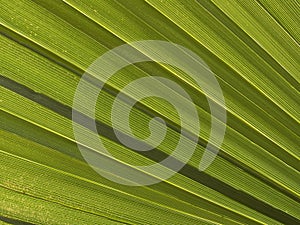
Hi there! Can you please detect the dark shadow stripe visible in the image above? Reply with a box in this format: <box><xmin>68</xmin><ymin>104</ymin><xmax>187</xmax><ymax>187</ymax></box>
<box><xmin>0</xmin><ymin>216</ymin><xmax>34</xmax><ymax>225</ymax></box>
<box><xmin>1</xmin><ymin>75</ymin><xmax>300</xmax><ymax>224</ymax></box>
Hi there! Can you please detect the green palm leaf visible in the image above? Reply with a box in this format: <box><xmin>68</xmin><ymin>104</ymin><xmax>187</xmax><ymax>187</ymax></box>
<box><xmin>0</xmin><ymin>0</ymin><xmax>299</xmax><ymax>224</ymax></box>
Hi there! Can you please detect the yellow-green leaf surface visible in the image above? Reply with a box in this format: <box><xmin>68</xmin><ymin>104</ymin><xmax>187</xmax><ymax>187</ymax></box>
<box><xmin>0</xmin><ymin>0</ymin><xmax>299</xmax><ymax>224</ymax></box>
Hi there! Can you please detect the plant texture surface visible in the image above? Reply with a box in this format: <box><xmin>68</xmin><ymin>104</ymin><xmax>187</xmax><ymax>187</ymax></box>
<box><xmin>0</xmin><ymin>0</ymin><xmax>299</xmax><ymax>224</ymax></box>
